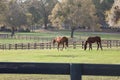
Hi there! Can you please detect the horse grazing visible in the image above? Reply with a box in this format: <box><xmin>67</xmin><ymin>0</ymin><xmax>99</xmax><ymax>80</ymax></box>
<box><xmin>53</xmin><ymin>36</ymin><xmax>68</xmax><ymax>51</ymax></box>
<box><xmin>84</xmin><ymin>36</ymin><xmax>102</xmax><ymax>50</ymax></box>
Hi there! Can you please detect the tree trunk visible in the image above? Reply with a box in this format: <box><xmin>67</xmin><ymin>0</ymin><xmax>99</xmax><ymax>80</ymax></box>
<box><xmin>71</xmin><ymin>28</ymin><xmax>75</xmax><ymax>38</ymax></box>
<box><xmin>44</xmin><ymin>19</ymin><xmax>48</xmax><ymax>29</ymax></box>
<box><xmin>43</xmin><ymin>11</ymin><xmax>48</xmax><ymax>29</ymax></box>
<box><xmin>11</xmin><ymin>27</ymin><xmax>15</xmax><ymax>37</ymax></box>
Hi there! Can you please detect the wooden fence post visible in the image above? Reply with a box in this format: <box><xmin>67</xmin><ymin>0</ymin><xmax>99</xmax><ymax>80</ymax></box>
<box><xmin>70</xmin><ymin>64</ymin><xmax>82</xmax><ymax>80</ymax></box>
<box><xmin>116</xmin><ymin>40</ymin><xmax>118</xmax><ymax>48</ymax></box>
<box><xmin>107</xmin><ymin>40</ymin><xmax>112</xmax><ymax>48</ymax></box>
<box><xmin>119</xmin><ymin>41</ymin><xmax>120</xmax><ymax>47</ymax></box>
<box><xmin>21</xmin><ymin>43</ymin><xmax>24</xmax><ymax>49</ymax></box>
<box><xmin>107</xmin><ymin>40</ymin><xmax>110</xmax><ymax>48</ymax></box>
<box><xmin>46</xmin><ymin>43</ymin><xmax>51</xmax><ymax>49</ymax></box>
<box><xmin>40</xmin><ymin>43</ymin><xmax>44</xmax><ymax>49</ymax></box>
<box><xmin>46</xmin><ymin>43</ymin><xmax>48</xmax><ymax>49</ymax></box>
<box><xmin>73</xmin><ymin>42</ymin><xmax>76</xmax><ymax>49</ymax></box>
<box><xmin>82</xmin><ymin>41</ymin><xmax>84</xmax><ymax>49</ymax></box>
<box><xmin>9</xmin><ymin>44</ymin><xmax>11</xmax><ymax>50</ymax></box>
<box><xmin>28</xmin><ymin>43</ymin><xmax>30</xmax><ymax>49</ymax></box>
<box><xmin>34</xmin><ymin>43</ymin><xmax>37</xmax><ymax>49</ymax></box>
<box><xmin>15</xmin><ymin>44</ymin><xmax>17</xmax><ymax>50</ymax></box>
<box><xmin>4</xmin><ymin>44</ymin><xmax>6</xmax><ymax>49</ymax></box>
<box><xmin>110</xmin><ymin>40</ymin><xmax>112</xmax><ymax>48</ymax></box>
<box><xmin>49</xmin><ymin>43</ymin><xmax>51</xmax><ymax>49</ymax></box>
<box><xmin>2</xmin><ymin>44</ymin><xmax>4</xmax><ymax>50</ymax></box>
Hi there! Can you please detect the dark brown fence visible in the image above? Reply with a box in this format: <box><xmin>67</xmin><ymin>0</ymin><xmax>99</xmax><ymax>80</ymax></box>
<box><xmin>0</xmin><ymin>62</ymin><xmax>120</xmax><ymax>80</ymax></box>
<box><xmin>0</xmin><ymin>34</ymin><xmax>9</xmax><ymax>38</ymax></box>
<box><xmin>14</xmin><ymin>35</ymin><xmax>54</xmax><ymax>42</ymax></box>
<box><xmin>0</xmin><ymin>42</ymin><xmax>52</xmax><ymax>50</ymax></box>
<box><xmin>0</xmin><ymin>40</ymin><xmax>120</xmax><ymax>50</ymax></box>
<box><xmin>0</xmin><ymin>34</ymin><xmax>54</xmax><ymax>42</ymax></box>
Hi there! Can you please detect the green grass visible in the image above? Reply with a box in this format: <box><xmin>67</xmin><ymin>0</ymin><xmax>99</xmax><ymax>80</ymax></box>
<box><xmin>0</xmin><ymin>31</ymin><xmax>120</xmax><ymax>80</ymax></box>
<box><xmin>0</xmin><ymin>74</ymin><xmax>120</xmax><ymax>80</ymax></box>
<box><xmin>0</xmin><ymin>31</ymin><xmax>120</xmax><ymax>44</ymax></box>
<box><xmin>16</xmin><ymin>31</ymin><xmax>120</xmax><ymax>40</ymax></box>
<box><xmin>0</xmin><ymin>48</ymin><xmax>120</xmax><ymax>80</ymax></box>
<box><xmin>0</xmin><ymin>48</ymin><xmax>120</xmax><ymax>64</ymax></box>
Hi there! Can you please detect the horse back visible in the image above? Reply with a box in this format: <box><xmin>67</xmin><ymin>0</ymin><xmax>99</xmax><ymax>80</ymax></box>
<box><xmin>87</xmin><ymin>36</ymin><xmax>101</xmax><ymax>43</ymax></box>
<box><xmin>62</xmin><ymin>37</ymin><xmax>68</xmax><ymax>42</ymax></box>
<box><xmin>95</xmin><ymin>36</ymin><xmax>101</xmax><ymax>42</ymax></box>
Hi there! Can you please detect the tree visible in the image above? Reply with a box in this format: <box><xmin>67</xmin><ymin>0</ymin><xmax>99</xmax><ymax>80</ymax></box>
<box><xmin>93</xmin><ymin>0</ymin><xmax>114</xmax><ymax>28</ymax></box>
<box><xmin>106</xmin><ymin>0</ymin><xmax>120</xmax><ymax>27</ymax></box>
<box><xmin>26</xmin><ymin>0</ymin><xmax>58</xmax><ymax>29</ymax></box>
<box><xmin>7</xmin><ymin>0</ymin><xmax>27</xmax><ymax>28</ymax></box>
<box><xmin>0</xmin><ymin>0</ymin><xmax>8</xmax><ymax>24</ymax></box>
<box><xmin>49</xmin><ymin>0</ymin><xmax>99</xmax><ymax>38</ymax></box>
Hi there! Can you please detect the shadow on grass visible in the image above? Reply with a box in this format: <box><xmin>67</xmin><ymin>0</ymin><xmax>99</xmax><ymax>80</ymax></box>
<box><xmin>46</xmin><ymin>55</ymin><xmax>78</xmax><ymax>58</ymax></box>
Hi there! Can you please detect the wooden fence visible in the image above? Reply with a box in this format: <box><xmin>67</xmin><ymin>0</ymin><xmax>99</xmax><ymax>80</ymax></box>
<box><xmin>0</xmin><ymin>34</ymin><xmax>9</xmax><ymax>38</ymax></box>
<box><xmin>0</xmin><ymin>34</ymin><xmax>54</xmax><ymax>42</ymax></box>
<box><xmin>0</xmin><ymin>40</ymin><xmax>120</xmax><ymax>50</ymax></box>
<box><xmin>0</xmin><ymin>62</ymin><xmax>120</xmax><ymax>80</ymax></box>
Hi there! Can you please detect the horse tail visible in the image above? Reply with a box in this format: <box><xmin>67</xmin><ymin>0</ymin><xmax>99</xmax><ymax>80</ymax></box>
<box><xmin>84</xmin><ymin>41</ymin><xmax>88</xmax><ymax>50</ymax></box>
<box><xmin>66</xmin><ymin>38</ymin><xmax>69</xmax><ymax>47</ymax></box>
<box><xmin>98</xmin><ymin>37</ymin><xmax>103</xmax><ymax>50</ymax></box>
<box><xmin>53</xmin><ymin>39</ymin><xmax>56</xmax><ymax>48</ymax></box>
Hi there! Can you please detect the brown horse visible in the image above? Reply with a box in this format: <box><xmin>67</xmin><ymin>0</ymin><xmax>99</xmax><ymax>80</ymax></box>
<box><xmin>84</xmin><ymin>36</ymin><xmax>102</xmax><ymax>50</ymax></box>
<box><xmin>53</xmin><ymin>36</ymin><xmax>68</xmax><ymax>51</ymax></box>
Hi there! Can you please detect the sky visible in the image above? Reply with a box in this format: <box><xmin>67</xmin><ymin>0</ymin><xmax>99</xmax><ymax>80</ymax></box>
<box><xmin>58</xmin><ymin>0</ymin><xmax>61</xmax><ymax>2</ymax></box>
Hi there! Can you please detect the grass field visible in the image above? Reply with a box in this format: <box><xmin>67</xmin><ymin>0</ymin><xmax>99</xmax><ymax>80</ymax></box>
<box><xmin>0</xmin><ymin>31</ymin><xmax>120</xmax><ymax>80</ymax></box>
<box><xmin>0</xmin><ymin>31</ymin><xmax>120</xmax><ymax>44</ymax></box>
<box><xmin>15</xmin><ymin>30</ymin><xmax>120</xmax><ymax>38</ymax></box>
<box><xmin>0</xmin><ymin>48</ymin><xmax>120</xmax><ymax>80</ymax></box>
<box><xmin>0</xmin><ymin>48</ymin><xmax>120</xmax><ymax>63</ymax></box>
<box><xmin>0</xmin><ymin>74</ymin><xmax>120</xmax><ymax>80</ymax></box>
<box><xmin>16</xmin><ymin>31</ymin><xmax>120</xmax><ymax>40</ymax></box>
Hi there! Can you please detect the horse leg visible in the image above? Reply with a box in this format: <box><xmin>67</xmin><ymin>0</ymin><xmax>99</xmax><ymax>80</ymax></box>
<box><xmin>90</xmin><ymin>43</ymin><xmax>92</xmax><ymax>50</ymax></box>
<box><xmin>97</xmin><ymin>42</ymin><xmax>99</xmax><ymax>50</ymax></box>
<box><xmin>89</xmin><ymin>43</ymin><xmax>92</xmax><ymax>50</ymax></box>
<box><xmin>89</xmin><ymin>43</ymin><xmax>90</xmax><ymax>50</ymax></box>
<box><xmin>57</xmin><ymin>43</ymin><xmax>60</xmax><ymax>51</ymax></box>
<box><xmin>99</xmin><ymin>42</ymin><xmax>103</xmax><ymax>50</ymax></box>
<box><xmin>64</xmin><ymin>42</ymin><xmax>66</xmax><ymax>49</ymax></box>
<box><xmin>61</xmin><ymin>43</ymin><xmax>64</xmax><ymax>51</ymax></box>
<box><xmin>84</xmin><ymin>41</ymin><xmax>87</xmax><ymax>50</ymax></box>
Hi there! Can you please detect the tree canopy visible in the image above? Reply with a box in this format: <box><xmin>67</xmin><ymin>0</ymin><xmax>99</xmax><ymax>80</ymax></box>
<box><xmin>106</xmin><ymin>0</ymin><xmax>120</xmax><ymax>27</ymax></box>
<box><xmin>49</xmin><ymin>0</ymin><xmax>99</xmax><ymax>31</ymax></box>
<box><xmin>0</xmin><ymin>0</ymin><xmax>119</xmax><ymax>32</ymax></box>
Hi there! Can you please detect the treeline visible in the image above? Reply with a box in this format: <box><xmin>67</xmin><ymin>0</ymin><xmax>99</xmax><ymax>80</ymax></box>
<box><xmin>0</xmin><ymin>0</ymin><xmax>120</xmax><ymax>34</ymax></box>
<box><xmin>0</xmin><ymin>0</ymin><xmax>58</xmax><ymax>31</ymax></box>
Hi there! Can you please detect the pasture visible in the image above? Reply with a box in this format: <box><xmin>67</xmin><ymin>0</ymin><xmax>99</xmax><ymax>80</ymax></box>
<box><xmin>0</xmin><ymin>31</ymin><xmax>120</xmax><ymax>80</ymax></box>
<box><xmin>0</xmin><ymin>48</ymin><xmax>120</xmax><ymax>80</ymax></box>
<box><xmin>0</xmin><ymin>31</ymin><xmax>120</xmax><ymax>44</ymax></box>
<box><xmin>0</xmin><ymin>48</ymin><xmax>120</xmax><ymax>64</ymax></box>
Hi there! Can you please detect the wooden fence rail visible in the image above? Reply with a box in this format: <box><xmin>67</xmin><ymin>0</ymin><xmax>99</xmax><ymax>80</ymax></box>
<box><xmin>0</xmin><ymin>34</ymin><xmax>9</xmax><ymax>38</ymax></box>
<box><xmin>0</xmin><ymin>34</ymin><xmax>54</xmax><ymax>42</ymax></box>
<box><xmin>0</xmin><ymin>62</ymin><xmax>120</xmax><ymax>80</ymax></box>
<box><xmin>0</xmin><ymin>40</ymin><xmax>120</xmax><ymax>50</ymax></box>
